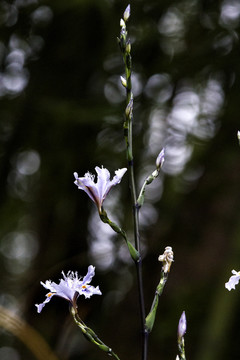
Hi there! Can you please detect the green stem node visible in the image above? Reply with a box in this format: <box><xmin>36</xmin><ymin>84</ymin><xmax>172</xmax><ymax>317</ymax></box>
<box><xmin>119</xmin><ymin>5</ymin><xmax>147</xmax><ymax>360</ymax></box>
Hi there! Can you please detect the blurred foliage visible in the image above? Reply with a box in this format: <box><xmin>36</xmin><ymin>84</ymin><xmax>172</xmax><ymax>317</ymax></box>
<box><xmin>1</xmin><ymin>0</ymin><xmax>240</xmax><ymax>359</ymax></box>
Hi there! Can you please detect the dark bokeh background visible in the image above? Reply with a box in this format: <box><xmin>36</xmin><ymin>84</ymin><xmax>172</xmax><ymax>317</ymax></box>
<box><xmin>1</xmin><ymin>0</ymin><xmax>240</xmax><ymax>359</ymax></box>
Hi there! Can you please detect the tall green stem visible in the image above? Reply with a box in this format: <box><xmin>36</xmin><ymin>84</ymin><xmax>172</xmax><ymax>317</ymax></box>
<box><xmin>119</xmin><ymin>7</ymin><xmax>147</xmax><ymax>360</ymax></box>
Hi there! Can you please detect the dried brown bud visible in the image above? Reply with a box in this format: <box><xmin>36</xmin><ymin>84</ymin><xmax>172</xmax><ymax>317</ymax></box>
<box><xmin>158</xmin><ymin>246</ymin><xmax>174</xmax><ymax>273</ymax></box>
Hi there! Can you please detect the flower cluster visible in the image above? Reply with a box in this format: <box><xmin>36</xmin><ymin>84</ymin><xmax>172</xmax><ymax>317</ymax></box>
<box><xmin>35</xmin><ymin>266</ymin><xmax>101</xmax><ymax>313</ymax></box>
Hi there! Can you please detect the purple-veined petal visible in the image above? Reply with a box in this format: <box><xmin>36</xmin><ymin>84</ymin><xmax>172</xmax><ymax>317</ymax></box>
<box><xmin>103</xmin><ymin>168</ymin><xmax>127</xmax><ymax>200</ymax></box>
<box><xmin>40</xmin><ymin>280</ymin><xmax>56</xmax><ymax>292</ymax></box>
<box><xmin>111</xmin><ymin>168</ymin><xmax>128</xmax><ymax>187</ymax></box>
<box><xmin>53</xmin><ymin>280</ymin><xmax>76</xmax><ymax>301</ymax></box>
<box><xmin>40</xmin><ymin>278</ymin><xmax>76</xmax><ymax>302</ymax></box>
<box><xmin>81</xmin><ymin>265</ymin><xmax>95</xmax><ymax>285</ymax></box>
<box><xmin>35</xmin><ymin>292</ymin><xmax>55</xmax><ymax>313</ymax></box>
<box><xmin>80</xmin><ymin>285</ymin><xmax>102</xmax><ymax>299</ymax></box>
<box><xmin>74</xmin><ymin>172</ymin><xmax>99</xmax><ymax>205</ymax></box>
<box><xmin>95</xmin><ymin>166</ymin><xmax>111</xmax><ymax>202</ymax></box>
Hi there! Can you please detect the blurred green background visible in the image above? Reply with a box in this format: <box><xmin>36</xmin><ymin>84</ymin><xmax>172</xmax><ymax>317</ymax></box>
<box><xmin>1</xmin><ymin>0</ymin><xmax>240</xmax><ymax>359</ymax></box>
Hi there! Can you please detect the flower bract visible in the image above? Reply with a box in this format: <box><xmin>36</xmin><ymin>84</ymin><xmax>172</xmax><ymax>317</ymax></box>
<box><xmin>74</xmin><ymin>166</ymin><xmax>127</xmax><ymax>213</ymax></box>
<box><xmin>225</xmin><ymin>270</ymin><xmax>240</xmax><ymax>291</ymax></box>
<box><xmin>35</xmin><ymin>265</ymin><xmax>101</xmax><ymax>313</ymax></box>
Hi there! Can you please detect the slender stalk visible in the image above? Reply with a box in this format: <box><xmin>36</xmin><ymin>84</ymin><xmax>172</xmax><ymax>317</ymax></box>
<box><xmin>71</xmin><ymin>307</ymin><xmax>121</xmax><ymax>360</ymax></box>
<box><xmin>145</xmin><ymin>271</ymin><xmax>168</xmax><ymax>333</ymax></box>
<box><xmin>178</xmin><ymin>338</ymin><xmax>186</xmax><ymax>360</ymax></box>
<box><xmin>137</xmin><ymin>148</ymin><xmax>164</xmax><ymax>208</ymax></box>
<box><xmin>119</xmin><ymin>7</ymin><xmax>148</xmax><ymax>360</ymax></box>
<box><xmin>100</xmin><ymin>208</ymin><xmax>139</xmax><ymax>261</ymax></box>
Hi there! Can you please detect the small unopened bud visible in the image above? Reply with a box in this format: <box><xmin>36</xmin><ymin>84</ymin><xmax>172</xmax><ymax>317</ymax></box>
<box><xmin>120</xmin><ymin>18</ymin><xmax>125</xmax><ymax>27</ymax></box>
<box><xmin>151</xmin><ymin>169</ymin><xmax>158</xmax><ymax>178</ymax></box>
<box><xmin>125</xmin><ymin>97</ymin><xmax>133</xmax><ymax>118</ymax></box>
<box><xmin>120</xmin><ymin>76</ymin><xmax>127</xmax><ymax>87</ymax></box>
<box><xmin>123</xmin><ymin>4</ymin><xmax>130</xmax><ymax>22</ymax></box>
<box><xmin>237</xmin><ymin>131</ymin><xmax>240</xmax><ymax>144</ymax></box>
<box><xmin>178</xmin><ymin>311</ymin><xmax>187</xmax><ymax>340</ymax></box>
<box><xmin>156</xmin><ymin>148</ymin><xmax>165</xmax><ymax>170</ymax></box>
<box><xmin>126</xmin><ymin>41</ymin><xmax>131</xmax><ymax>54</ymax></box>
<box><xmin>176</xmin><ymin>356</ymin><xmax>180</xmax><ymax>360</ymax></box>
<box><xmin>158</xmin><ymin>246</ymin><xmax>174</xmax><ymax>273</ymax></box>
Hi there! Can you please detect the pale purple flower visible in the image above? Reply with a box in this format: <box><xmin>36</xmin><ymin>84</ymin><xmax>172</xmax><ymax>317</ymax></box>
<box><xmin>225</xmin><ymin>270</ymin><xmax>240</xmax><ymax>291</ymax></box>
<box><xmin>178</xmin><ymin>311</ymin><xmax>187</xmax><ymax>340</ymax></box>
<box><xmin>74</xmin><ymin>166</ymin><xmax>127</xmax><ymax>213</ymax></box>
<box><xmin>35</xmin><ymin>266</ymin><xmax>101</xmax><ymax>313</ymax></box>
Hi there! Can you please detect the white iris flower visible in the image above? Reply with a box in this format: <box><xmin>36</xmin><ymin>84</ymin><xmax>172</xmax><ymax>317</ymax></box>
<box><xmin>36</xmin><ymin>265</ymin><xmax>101</xmax><ymax>313</ymax></box>
<box><xmin>74</xmin><ymin>166</ymin><xmax>127</xmax><ymax>213</ymax></box>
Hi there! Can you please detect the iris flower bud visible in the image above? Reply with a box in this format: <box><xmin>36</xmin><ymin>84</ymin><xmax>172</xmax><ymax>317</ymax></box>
<box><xmin>156</xmin><ymin>148</ymin><xmax>165</xmax><ymax>170</ymax></box>
<box><xmin>178</xmin><ymin>311</ymin><xmax>187</xmax><ymax>340</ymax></box>
<box><xmin>123</xmin><ymin>4</ymin><xmax>130</xmax><ymax>22</ymax></box>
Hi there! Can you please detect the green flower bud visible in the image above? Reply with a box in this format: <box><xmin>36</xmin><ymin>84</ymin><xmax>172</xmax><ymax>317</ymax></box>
<box><xmin>123</xmin><ymin>4</ymin><xmax>130</xmax><ymax>22</ymax></box>
<box><xmin>126</xmin><ymin>41</ymin><xmax>131</xmax><ymax>54</ymax></box>
<box><xmin>120</xmin><ymin>76</ymin><xmax>127</xmax><ymax>87</ymax></box>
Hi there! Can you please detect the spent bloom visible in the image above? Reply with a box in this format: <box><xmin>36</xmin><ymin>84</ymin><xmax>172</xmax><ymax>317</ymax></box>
<box><xmin>225</xmin><ymin>270</ymin><xmax>240</xmax><ymax>291</ymax></box>
<box><xmin>158</xmin><ymin>246</ymin><xmax>174</xmax><ymax>273</ymax></box>
<box><xmin>178</xmin><ymin>311</ymin><xmax>187</xmax><ymax>340</ymax></box>
<box><xmin>35</xmin><ymin>266</ymin><xmax>101</xmax><ymax>313</ymax></box>
<box><xmin>74</xmin><ymin>166</ymin><xmax>127</xmax><ymax>213</ymax></box>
